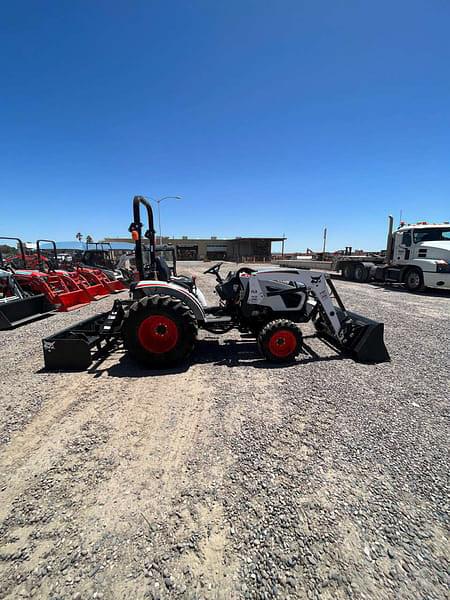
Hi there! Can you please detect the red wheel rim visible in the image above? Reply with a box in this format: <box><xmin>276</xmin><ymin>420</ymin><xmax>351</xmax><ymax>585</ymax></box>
<box><xmin>268</xmin><ymin>330</ymin><xmax>297</xmax><ymax>357</ymax></box>
<box><xmin>138</xmin><ymin>315</ymin><xmax>179</xmax><ymax>353</ymax></box>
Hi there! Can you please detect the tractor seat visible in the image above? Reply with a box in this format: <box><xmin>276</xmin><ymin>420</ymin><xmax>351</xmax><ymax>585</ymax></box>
<box><xmin>172</xmin><ymin>275</ymin><xmax>195</xmax><ymax>292</ymax></box>
<box><xmin>156</xmin><ymin>256</ymin><xmax>171</xmax><ymax>282</ymax></box>
<box><xmin>156</xmin><ymin>257</ymin><xmax>195</xmax><ymax>291</ymax></box>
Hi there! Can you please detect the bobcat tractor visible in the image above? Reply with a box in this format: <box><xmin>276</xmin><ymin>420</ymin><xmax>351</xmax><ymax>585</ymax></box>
<box><xmin>43</xmin><ymin>196</ymin><xmax>390</xmax><ymax>370</ymax></box>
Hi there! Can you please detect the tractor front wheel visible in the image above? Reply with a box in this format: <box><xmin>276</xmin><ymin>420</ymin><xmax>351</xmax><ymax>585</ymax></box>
<box><xmin>257</xmin><ymin>320</ymin><xmax>303</xmax><ymax>363</ymax></box>
<box><xmin>122</xmin><ymin>295</ymin><xmax>197</xmax><ymax>367</ymax></box>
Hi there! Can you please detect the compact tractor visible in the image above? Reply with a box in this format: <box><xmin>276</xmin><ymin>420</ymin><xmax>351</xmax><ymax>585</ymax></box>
<box><xmin>43</xmin><ymin>196</ymin><xmax>389</xmax><ymax>370</ymax></box>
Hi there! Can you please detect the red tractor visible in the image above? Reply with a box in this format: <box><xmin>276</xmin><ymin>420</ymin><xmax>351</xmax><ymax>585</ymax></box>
<box><xmin>1</xmin><ymin>237</ymin><xmax>93</xmax><ymax>311</ymax></box>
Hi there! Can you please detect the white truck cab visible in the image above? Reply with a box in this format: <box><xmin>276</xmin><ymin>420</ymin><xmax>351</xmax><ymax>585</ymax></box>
<box><xmin>391</xmin><ymin>222</ymin><xmax>450</xmax><ymax>290</ymax></box>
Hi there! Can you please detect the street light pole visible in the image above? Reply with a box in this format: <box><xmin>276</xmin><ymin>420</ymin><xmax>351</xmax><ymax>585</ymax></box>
<box><xmin>145</xmin><ymin>196</ymin><xmax>182</xmax><ymax>245</ymax></box>
<box><xmin>157</xmin><ymin>202</ymin><xmax>162</xmax><ymax>246</ymax></box>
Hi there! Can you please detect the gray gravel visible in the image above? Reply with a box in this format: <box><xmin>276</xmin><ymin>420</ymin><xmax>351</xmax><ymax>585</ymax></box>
<box><xmin>0</xmin><ymin>262</ymin><xmax>449</xmax><ymax>599</ymax></box>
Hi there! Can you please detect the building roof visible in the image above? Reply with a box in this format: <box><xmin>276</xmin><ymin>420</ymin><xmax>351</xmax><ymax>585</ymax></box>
<box><xmin>105</xmin><ymin>236</ymin><xmax>286</xmax><ymax>243</ymax></box>
<box><xmin>38</xmin><ymin>241</ymin><xmax>135</xmax><ymax>251</ymax></box>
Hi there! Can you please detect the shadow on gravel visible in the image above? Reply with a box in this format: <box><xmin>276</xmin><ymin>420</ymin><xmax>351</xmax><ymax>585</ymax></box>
<box><xmin>96</xmin><ymin>335</ymin><xmax>345</xmax><ymax>378</ymax></box>
<box><xmin>368</xmin><ymin>283</ymin><xmax>450</xmax><ymax>298</ymax></box>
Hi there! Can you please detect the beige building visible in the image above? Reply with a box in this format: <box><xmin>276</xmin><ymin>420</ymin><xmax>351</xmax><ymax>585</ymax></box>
<box><xmin>104</xmin><ymin>235</ymin><xmax>286</xmax><ymax>261</ymax></box>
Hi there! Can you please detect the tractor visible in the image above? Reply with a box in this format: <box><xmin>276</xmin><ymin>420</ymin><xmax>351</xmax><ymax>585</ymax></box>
<box><xmin>42</xmin><ymin>196</ymin><xmax>390</xmax><ymax>370</ymax></box>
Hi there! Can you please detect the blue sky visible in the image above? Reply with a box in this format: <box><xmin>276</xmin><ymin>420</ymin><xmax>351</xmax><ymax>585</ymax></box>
<box><xmin>1</xmin><ymin>1</ymin><xmax>449</xmax><ymax>252</ymax></box>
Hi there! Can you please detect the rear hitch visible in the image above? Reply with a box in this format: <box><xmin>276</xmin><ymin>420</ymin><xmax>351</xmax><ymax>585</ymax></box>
<box><xmin>42</xmin><ymin>301</ymin><xmax>128</xmax><ymax>370</ymax></box>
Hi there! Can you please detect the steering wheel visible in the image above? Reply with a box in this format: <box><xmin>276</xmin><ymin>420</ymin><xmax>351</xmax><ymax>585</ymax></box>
<box><xmin>203</xmin><ymin>262</ymin><xmax>223</xmax><ymax>276</ymax></box>
<box><xmin>236</xmin><ymin>267</ymin><xmax>255</xmax><ymax>277</ymax></box>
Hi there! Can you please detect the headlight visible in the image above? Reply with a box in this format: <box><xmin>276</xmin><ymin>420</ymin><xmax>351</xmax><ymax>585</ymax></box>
<box><xmin>436</xmin><ymin>260</ymin><xmax>450</xmax><ymax>273</ymax></box>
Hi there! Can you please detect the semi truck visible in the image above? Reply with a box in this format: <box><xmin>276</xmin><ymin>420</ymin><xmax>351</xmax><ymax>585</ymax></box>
<box><xmin>334</xmin><ymin>217</ymin><xmax>450</xmax><ymax>292</ymax></box>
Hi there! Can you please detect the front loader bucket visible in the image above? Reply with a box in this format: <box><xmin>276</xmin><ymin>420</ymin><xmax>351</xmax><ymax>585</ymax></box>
<box><xmin>105</xmin><ymin>280</ymin><xmax>127</xmax><ymax>293</ymax></box>
<box><xmin>83</xmin><ymin>283</ymin><xmax>111</xmax><ymax>300</ymax></box>
<box><xmin>0</xmin><ymin>294</ymin><xmax>55</xmax><ymax>330</ymax></box>
<box><xmin>340</xmin><ymin>310</ymin><xmax>390</xmax><ymax>363</ymax></box>
<box><xmin>56</xmin><ymin>289</ymin><xmax>92</xmax><ymax>311</ymax></box>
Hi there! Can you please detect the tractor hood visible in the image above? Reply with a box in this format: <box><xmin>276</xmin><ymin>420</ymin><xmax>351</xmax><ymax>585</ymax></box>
<box><xmin>417</xmin><ymin>241</ymin><xmax>450</xmax><ymax>261</ymax></box>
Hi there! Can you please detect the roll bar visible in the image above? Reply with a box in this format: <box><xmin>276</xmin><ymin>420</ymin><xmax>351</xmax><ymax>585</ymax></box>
<box><xmin>128</xmin><ymin>195</ymin><xmax>157</xmax><ymax>280</ymax></box>
<box><xmin>36</xmin><ymin>239</ymin><xmax>58</xmax><ymax>271</ymax></box>
<box><xmin>0</xmin><ymin>237</ymin><xmax>26</xmax><ymax>268</ymax></box>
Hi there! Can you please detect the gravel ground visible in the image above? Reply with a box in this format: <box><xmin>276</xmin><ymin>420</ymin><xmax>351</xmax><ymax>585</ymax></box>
<box><xmin>0</xmin><ymin>262</ymin><xmax>449</xmax><ymax>600</ymax></box>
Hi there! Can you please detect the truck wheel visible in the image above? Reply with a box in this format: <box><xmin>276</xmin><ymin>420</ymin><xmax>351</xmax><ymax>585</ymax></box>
<box><xmin>342</xmin><ymin>264</ymin><xmax>354</xmax><ymax>281</ymax></box>
<box><xmin>404</xmin><ymin>268</ymin><xmax>424</xmax><ymax>292</ymax></box>
<box><xmin>122</xmin><ymin>294</ymin><xmax>198</xmax><ymax>367</ymax></box>
<box><xmin>354</xmin><ymin>263</ymin><xmax>369</xmax><ymax>283</ymax></box>
<box><xmin>257</xmin><ymin>320</ymin><xmax>302</xmax><ymax>363</ymax></box>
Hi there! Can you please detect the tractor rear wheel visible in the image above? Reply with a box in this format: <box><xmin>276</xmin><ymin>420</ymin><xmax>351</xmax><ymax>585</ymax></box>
<box><xmin>257</xmin><ymin>320</ymin><xmax>302</xmax><ymax>363</ymax></box>
<box><xmin>122</xmin><ymin>294</ymin><xmax>198</xmax><ymax>367</ymax></box>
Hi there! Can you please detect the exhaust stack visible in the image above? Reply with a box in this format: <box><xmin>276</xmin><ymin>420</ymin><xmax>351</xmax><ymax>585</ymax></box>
<box><xmin>385</xmin><ymin>215</ymin><xmax>394</xmax><ymax>264</ymax></box>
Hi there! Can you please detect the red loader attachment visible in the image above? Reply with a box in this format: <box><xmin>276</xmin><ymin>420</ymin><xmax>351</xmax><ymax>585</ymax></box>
<box><xmin>36</xmin><ymin>240</ymin><xmax>112</xmax><ymax>301</ymax></box>
<box><xmin>102</xmin><ymin>277</ymin><xmax>127</xmax><ymax>293</ymax></box>
<box><xmin>56</xmin><ymin>268</ymin><xmax>110</xmax><ymax>300</ymax></box>
<box><xmin>74</xmin><ymin>266</ymin><xmax>119</xmax><ymax>296</ymax></box>
<box><xmin>1</xmin><ymin>238</ymin><xmax>92</xmax><ymax>312</ymax></box>
<box><xmin>14</xmin><ymin>269</ymin><xmax>92</xmax><ymax>311</ymax></box>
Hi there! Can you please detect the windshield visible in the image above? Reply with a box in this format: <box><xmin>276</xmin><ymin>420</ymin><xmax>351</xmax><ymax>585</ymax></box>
<box><xmin>413</xmin><ymin>228</ymin><xmax>450</xmax><ymax>243</ymax></box>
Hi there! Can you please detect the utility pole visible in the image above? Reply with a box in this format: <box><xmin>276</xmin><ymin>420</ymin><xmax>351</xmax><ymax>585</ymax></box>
<box><xmin>281</xmin><ymin>233</ymin><xmax>285</xmax><ymax>258</ymax></box>
<box><xmin>322</xmin><ymin>227</ymin><xmax>327</xmax><ymax>255</ymax></box>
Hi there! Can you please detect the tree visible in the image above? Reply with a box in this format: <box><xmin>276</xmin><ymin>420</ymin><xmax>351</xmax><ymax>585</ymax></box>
<box><xmin>75</xmin><ymin>232</ymin><xmax>83</xmax><ymax>242</ymax></box>
<box><xmin>85</xmin><ymin>235</ymin><xmax>93</xmax><ymax>244</ymax></box>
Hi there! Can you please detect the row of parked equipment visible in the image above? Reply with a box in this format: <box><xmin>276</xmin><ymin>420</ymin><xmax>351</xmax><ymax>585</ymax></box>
<box><xmin>0</xmin><ymin>237</ymin><xmax>127</xmax><ymax>329</ymax></box>
<box><xmin>1</xmin><ymin>197</ymin><xmax>390</xmax><ymax>368</ymax></box>
<box><xmin>41</xmin><ymin>196</ymin><xmax>390</xmax><ymax>370</ymax></box>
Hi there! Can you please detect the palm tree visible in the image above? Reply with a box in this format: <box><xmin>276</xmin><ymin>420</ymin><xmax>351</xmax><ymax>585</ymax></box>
<box><xmin>75</xmin><ymin>232</ymin><xmax>83</xmax><ymax>242</ymax></box>
<box><xmin>85</xmin><ymin>235</ymin><xmax>93</xmax><ymax>244</ymax></box>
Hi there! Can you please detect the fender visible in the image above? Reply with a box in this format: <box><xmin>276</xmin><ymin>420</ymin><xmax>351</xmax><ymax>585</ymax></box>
<box><xmin>134</xmin><ymin>281</ymin><xmax>206</xmax><ymax>322</ymax></box>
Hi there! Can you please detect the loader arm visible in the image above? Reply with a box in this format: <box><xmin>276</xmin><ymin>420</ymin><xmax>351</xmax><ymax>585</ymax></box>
<box><xmin>306</xmin><ymin>273</ymin><xmax>345</xmax><ymax>340</ymax></box>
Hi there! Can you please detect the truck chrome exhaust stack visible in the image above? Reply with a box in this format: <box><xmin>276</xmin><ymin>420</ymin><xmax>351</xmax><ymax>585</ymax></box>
<box><xmin>386</xmin><ymin>215</ymin><xmax>394</xmax><ymax>265</ymax></box>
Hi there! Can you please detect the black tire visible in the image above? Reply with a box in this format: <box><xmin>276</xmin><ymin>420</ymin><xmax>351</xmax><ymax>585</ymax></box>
<box><xmin>403</xmin><ymin>268</ymin><xmax>424</xmax><ymax>292</ymax></box>
<box><xmin>257</xmin><ymin>319</ymin><xmax>302</xmax><ymax>363</ymax></box>
<box><xmin>342</xmin><ymin>263</ymin><xmax>355</xmax><ymax>281</ymax></box>
<box><xmin>354</xmin><ymin>263</ymin><xmax>369</xmax><ymax>283</ymax></box>
<box><xmin>122</xmin><ymin>294</ymin><xmax>198</xmax><ymax>367</ymax></box>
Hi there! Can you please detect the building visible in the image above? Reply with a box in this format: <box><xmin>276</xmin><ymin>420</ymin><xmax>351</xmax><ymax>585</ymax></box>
<box><xmin>104</xmin><ymin>236</ymin><xmax>286</xmax><ymax>261</ymax></box>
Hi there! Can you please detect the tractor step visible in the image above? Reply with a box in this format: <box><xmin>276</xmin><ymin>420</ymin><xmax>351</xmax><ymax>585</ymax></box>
<box><xmin>204</xmin><ymin>315</ymin><xmax>233</xmax><ymax>324</ymax></box>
